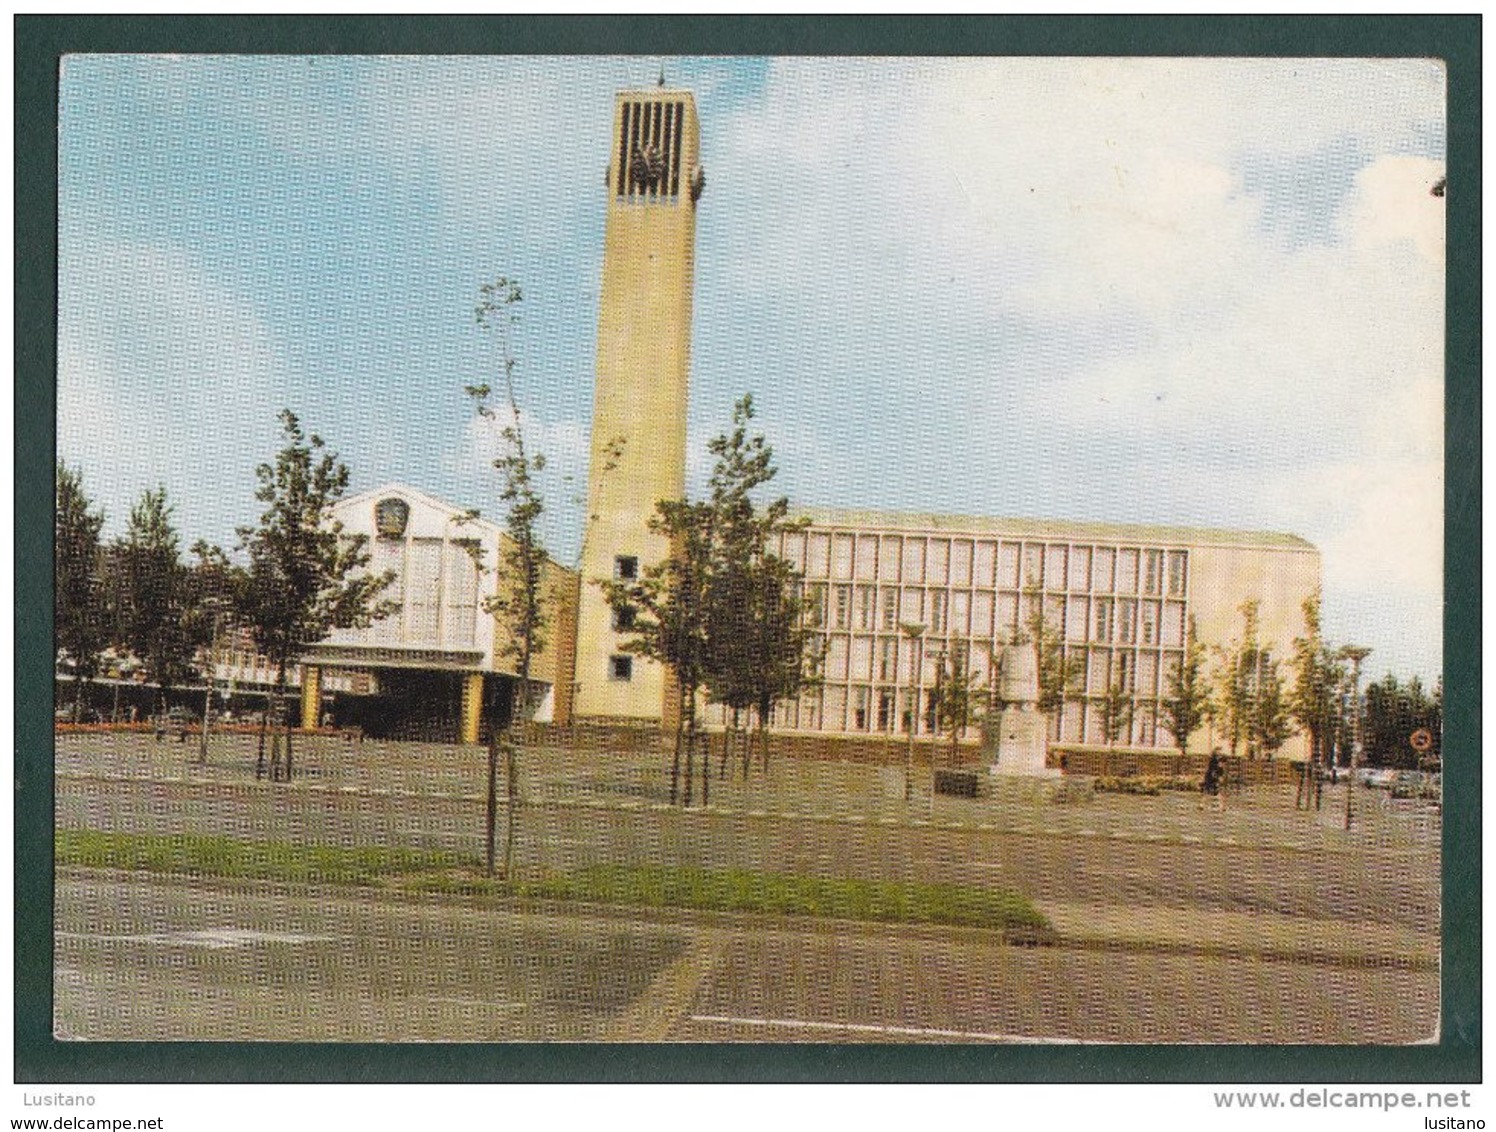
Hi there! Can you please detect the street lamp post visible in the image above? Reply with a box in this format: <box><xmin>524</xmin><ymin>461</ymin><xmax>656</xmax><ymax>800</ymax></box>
<box><xmin>927</xmin><ymin>642</ymin><xmax>948</xmax><ymax>763</ymax></box>
<box><xmin>1339</xmin><ymin>645</ymin><xmax>1371</xmax><ymax>831</ymax></box>
<box><xmin>198</xmin><ymin>599</ymin><xmax>227</xmax><ymax>765</ymax></box>
<box><xmin>900</xmin><ymin>622</ymin><xmax>926</xmax><ymax>803</ymax></box>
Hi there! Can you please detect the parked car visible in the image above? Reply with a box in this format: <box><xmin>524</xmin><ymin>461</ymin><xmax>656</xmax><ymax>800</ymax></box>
<box><xmin>156</xmin><ymin>706</ymin><xmax>194</xmax><ymax>741</ymax></box>
<box><xmin>1390</xmin><ymin>771</ymin><xmax>1440</xmax><ymax>801</ymax></box>
<box><xmin>54</xmin><ymin>704</ymin><xmax>100</xmax><ymax>723</ymax></box>
<box><xmin>1355</xmin><ymin>767</ymin><xmax>1398</xmax><ymax>789</ymax></box>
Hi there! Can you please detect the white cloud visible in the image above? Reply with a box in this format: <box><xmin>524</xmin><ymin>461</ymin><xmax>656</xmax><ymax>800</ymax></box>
<box><xmin>445</xmin><ymin>404</ymin><xmax>594</xmax><ymax>564</ymax></box>
<box><xmin>695</xmin><ymin>57</ymin><xmax>1444</xmax><ymax>676</ymax></box>
<box><xmin>56</xmin><ymin>56</ymin><xmax>1448</xmax><ymax>679</ymax></box>
<box><xmin>58</xmin><ymin>238</ymin><xmax>291</xmax><ymax>548</ymax></box>
<box><xmin>1340</xmin><ymin>153</ymin><xmax>1446</xmax><ymax>263</ymax></box>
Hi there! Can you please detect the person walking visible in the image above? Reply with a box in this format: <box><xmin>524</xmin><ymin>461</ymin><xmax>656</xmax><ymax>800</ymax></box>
<box><xmin>1200</xmin><ymin>748</ymin><xmax>1227</xmax><ymax>812</ymax></box>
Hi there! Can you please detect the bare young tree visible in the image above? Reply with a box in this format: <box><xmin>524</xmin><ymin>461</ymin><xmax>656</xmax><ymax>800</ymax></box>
<box><xmin>468</xmin><ymin>276</ymin><xmax>552</xmax><ymax>878</ymax></box>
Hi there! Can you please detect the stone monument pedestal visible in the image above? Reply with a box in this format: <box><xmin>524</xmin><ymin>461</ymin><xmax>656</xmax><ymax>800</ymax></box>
<box><xmin>990</xmin><ymin>706</ymin><xmax>1060</xmax><ymax>779</ymax></box>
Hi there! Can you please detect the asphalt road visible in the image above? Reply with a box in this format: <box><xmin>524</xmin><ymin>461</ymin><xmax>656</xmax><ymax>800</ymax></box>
<box><xmin>57</xmin><ymin>771</ymin><xmax>1440</xmax><ymax>930</ymax></box>
<box><xmin>50</xmin><ymin>733</ymin><xmax>1442</xmax><ymax>1044</ymax></box>
<box><xmin>54</xmin><ymin>874</ymin><xmax>1439</xmax><ymax>1044</ymax></box>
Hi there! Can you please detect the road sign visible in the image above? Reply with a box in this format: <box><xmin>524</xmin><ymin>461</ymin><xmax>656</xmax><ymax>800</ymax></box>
<box><xmin>1409</xmin><ymin>728</ymin><xmax>1433</xmax><ymax>753</ymax></box>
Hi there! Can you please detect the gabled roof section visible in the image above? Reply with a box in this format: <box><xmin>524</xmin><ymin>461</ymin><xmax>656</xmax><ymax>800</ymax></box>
<box><xmin>789</xmin><ymin>504</ymin><xmax>1318</xmax><ymax>553</ymax></box>
<box><xmin>334</xmin><ymin>482</ymin><xmax>506</xmax><ymax>541</ymax></box>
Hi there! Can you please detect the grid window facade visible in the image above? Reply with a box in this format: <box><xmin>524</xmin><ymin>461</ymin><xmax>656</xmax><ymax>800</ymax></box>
<box><xmin>751</xmin><ymin>524</ymin><xmax>1200</xmax><ymax>748</ymax></box>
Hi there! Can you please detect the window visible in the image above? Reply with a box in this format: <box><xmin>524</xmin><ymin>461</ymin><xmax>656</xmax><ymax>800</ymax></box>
<box><xmin>853</xmin><ymin>686</ymin><xmax>869</xmax><ymax>730</ymax></box>
<box><xmin>834</xmin><ymin>585</ymin><xmax>851</xmax><ymax>629</ymax></box>
<box><xmin>827</xmin><ymin>636</ymin><xmax>849</xmax><ymax>681</ymax></box>
<box><xmin>831</xmin><ymin>535</ymin><xmax>855</xmax><ymax>580</ymax></box>
<box><xmin>927</xmin><ymin>540</ymin><xmax>949</xmax><ymax>586</ymax></box>
<box><xmin>1065</xmin><ymin>596</ymin><xmax>1089</xmax><ymax>642</ymax></box>
<box><xmin>1143</xmin><ymin>549</ymin><xmax>1163</xmax><ymax>595</ymax></box>
<box><xmin>950</xmin><ymin>591</ymin><xmax>970</xmax><ymax>637</ymax></box>
<box><xmin>1092</xmin><ymin>547</ymin><xmax>1115</xmax><ymax>592</ymax></box>
<box><xmin>609</xmin><ymin>655</ymin><xmax>633</xmax><ymax>681</ymax></box>
<box><xmin>997</xmin><ymin>592</ymin><xmax>1019</xmax><ymax>635</ymax></box>
<box><xmin>973</xmin><ymin>541</ymin><xmax>996</xmax><ymax>587</ymax></box>
<box><xmin>1045</xmin><ymin>544</ymin><xmax>1067</xmax><ymax>590</ymax></box>
<box><xmin>878</xmin><ymin>638</ymin><xmax>896</xmax><ymax>682</ymax></box>
<box><xmin>879</xmin><ymin>537</ymin><xmax>902</xmax><ymax>583</ymax></box>
<box><xmin>807</xmin><ymin>533</ymin><xmax>831</xmax><ymax>577</ymax></box>
<box><xmin>1161</xmin><ymin>602</ymin><xmax>1185</xmax><ymax>647</ymax></box>
<box><xmin>611</xmin><ymin>604</ymin><xmax>636</xmax><ymax>632</ymax></box>
<box><xmin>1093</xmin><ymin>598</ymin><xmax>1113</xmax><ymax>642</ymax></box>
<box><xmin>882</xmin><ymin>589</ymin><xmax>897</xmax><ymax>630</ymax></box>
<box><xmin>950</xmin><ymin>540</ymin><xmax>972</xmax><ymax>587</ymax></box>
<box><xmin>805</xmin><ymin>583</ymin><xmax>827</xmax><ymax>627</ymax></box>
<box><xmin>1118</xmin><ymin>598</ymin><xmax>1137</xmax><ymax>645</ymax></box>
<box><xmin>902</xmin><ymin>539</ymin><xmax>926</xmax><ymax>584</ymax></box>
<box><xmin>1022</xmin><ymin>544</ymin><xmax>1044</xmax><ymax>587</ymax></box>
<box><xmin>1069</xmin><ymin>545</ymin><xmax>1091</xmax><ymax>591</ymax></box>
<box><xmin>1167</xmin><ymin>551</ymin><xmax>1187</xmax><ymax>597</ymax></box>
<box><xmin>1116</xmin><ymin>549</ymin><xmax>1139</xmax><ymax>593</ymax></box>
<box><xmin>972</xmin><ymin>591</ymin><xmax>993</xmax><ymax>637</ymax></box>
<box><xmin>930</xmin><ymin>591</ymin><xmax>947</xmax><ymax>633</ymax></box>
<box><xmin>1137</xmin><ymin>651</ymin><xmax>1158</xmax><ymax>696</ymax></box>
<box><xmin>1140</xmin><ymin>601</ymin><xmax>1158</xmax><ymax>646</ymax></box>
<box><xmin>856</xmin><ymin>586</ymin><xmax>874</xmax><ymax>630</ymax></box>
<box><xmin>903</xmin><ymin>588</ymin><xmax>925</xmax><ymax>627</ymax></box>
<box><xmin>878</xmin><ymin>691</ymin><xmax>894</xmax><ymax>731</ymax></box>
<box><xmin>614</xmin><ymin>555</ymin><xmax>638</xmax><ymax>581</ymax></box>
<box><xmin>997</xmin><ymin>542</ymin><xmax>1021</xmax><ymax>589</ymax></box>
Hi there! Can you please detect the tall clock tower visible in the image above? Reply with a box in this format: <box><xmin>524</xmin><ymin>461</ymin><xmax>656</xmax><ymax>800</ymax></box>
<box><xmin>571</xmin><ymin>88</ymin><xmax>705</xmax><ymax>722</ymax></box>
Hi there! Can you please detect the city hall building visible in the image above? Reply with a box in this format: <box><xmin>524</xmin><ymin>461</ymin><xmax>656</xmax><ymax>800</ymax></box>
<box><xmin>301</xmin><ymin>85</ymin><xmax>1322</xmax><ymax>760</ymax></box>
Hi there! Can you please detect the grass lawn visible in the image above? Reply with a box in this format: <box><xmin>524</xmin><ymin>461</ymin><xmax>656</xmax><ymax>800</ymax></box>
<box><xmin>57</xmin><ymin>831</ymin><xmax>1047</xmax><ymax>935</ymax></box>
<box><xmin>55</xmin><ymin>830</ymin><xmax>467</xmax><ymax>886</ymax></box>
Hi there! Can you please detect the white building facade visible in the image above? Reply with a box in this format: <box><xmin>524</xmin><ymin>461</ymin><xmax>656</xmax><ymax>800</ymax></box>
<box><xmin>751</xmin><ymin>507</ymin><xmax>1320</xmax><ymax>757</ymax></box>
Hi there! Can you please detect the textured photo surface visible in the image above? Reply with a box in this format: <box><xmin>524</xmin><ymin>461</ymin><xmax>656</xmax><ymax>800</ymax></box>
<box><xmin>55</xmin><ymin>56</ymin><xmax>1444</xmax><ymax>1044</ymax></box>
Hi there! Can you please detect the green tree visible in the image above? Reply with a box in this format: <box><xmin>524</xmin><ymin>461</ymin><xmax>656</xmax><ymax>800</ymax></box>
<box><xmin>468</xmin><ymin>275</ymin><xmax>551</xmax><ymax>878</ymax></box>
<box><xmin>116</xmin><ymin>487</ymin><xmax>202</xmax><ymax>719</ymax></box>
<box><xmin>1096</xmin><ymin>668</ymin><xmax>1135</xmax><ymax>748</ymax></box>
<box><xmin>55</xmin><ymin>461</ymin><xmax>108</xmax><ymax>720</ymax></box>
<box><xmin>1019</xmin><ymin>585</ymin><xmax>1083</xmax><ymax>738</ymax></box>
<box><xmin>1289</xmin><ymin>592</ymin><xmax>1345</xmax><ymax>779</ymax></box>
<box><xmin>1250</xmin><ymin>655</ymin><xmax>1294</xmax><ymax>758</ymax></box>
<box><xmin>235</xmin><ymin>410</ymin><xmax>396</xmax><ymax>783</ymax></box>
<box><xmin>1213</xmin><ymin>600</ymin><xmax>1260</xmax><ymax>757</ymax></box>
<box><xmin>698</xmin><ymin>395</ymin><xmax>811</xmax><ymax>779</ymax></box>
<box><xmin>603</xmin><ymin>497</ymin><xmax>715</xmax><ymax>805</ymax></box>
<box><xmin>934</xmin><ymin>639</ymin><xmax>983</xmax><ymax>766</ymax></box>
<box><xmin>1363</xmin><ymin>673</ymin><xmax>1441</xmax><ymax>768</ymax></box>
<box><xmin>745</xmin><ymin>550</ymin><xmax>815</xmax><ymax>774</ymax></box>
<box><xmin>702</xmin><ymin>396</ymin><xmax>773</xmax><ymax>778</ymax></box>
<box><xmin>1159</xmin><ymin>615</ymin><xmax>1213</xmax><ymax>756</ymax></box>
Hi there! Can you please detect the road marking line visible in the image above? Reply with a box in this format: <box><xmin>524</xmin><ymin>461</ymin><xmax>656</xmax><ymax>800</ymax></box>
<box><xmin>421</xmin><ymin>996</ymin><xmax>527</xmax><ymax>1011</ymax></box>
<box><xmin>57</xmin><ymin>928</ymin><xmax>341</xmax><ymax>950</ymax></box>
<box><xmin>608</xmin><ymin>938</ymin><xmax>724</xmax><ymax>1041</ymax></box>
<box><xmin>688</xmin><ymin>1014</ymin><xmax>1080</xmax><ymax>1044</ymax></box>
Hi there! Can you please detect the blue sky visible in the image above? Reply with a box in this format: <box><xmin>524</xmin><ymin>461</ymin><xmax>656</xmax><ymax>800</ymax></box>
<box><xmin>58</xmin><ymin>56</ymin><xmax>1445</xmax><ymax>681</ymax></box>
